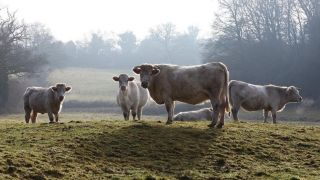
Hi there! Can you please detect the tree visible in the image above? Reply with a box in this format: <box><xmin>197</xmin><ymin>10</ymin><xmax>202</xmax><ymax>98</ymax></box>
<box><xmin>150</xmin><ymin>23</ymin><xmax>177</xmax><ymax>63</ymax></box>
<box><xmin>204</xmin><ymin>0</ymin><xmax>320</xmax><ymax>100</ymax></box>
<box><xmin>118</xmin><ymin>31</ymin><xmax>137</xmax><ymax>54</ymax></box>
<box><xmin>26</xmin><ymin>23</ymin><xmax>67</xmax><ymax>68</ymax></box>
<box><xmin>0</xmin><ymin>9</ymin><xmax>46</xmax><ymax>110</ymax></box>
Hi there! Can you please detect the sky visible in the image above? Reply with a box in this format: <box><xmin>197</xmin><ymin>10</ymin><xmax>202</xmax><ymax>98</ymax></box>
<box><xmin>2</xmin><ymin>0</ymin><xmax>218</xmax><ymax>42</ymax></box>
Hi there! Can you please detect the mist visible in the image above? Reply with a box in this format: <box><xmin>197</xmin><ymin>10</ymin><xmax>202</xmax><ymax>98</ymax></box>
<box><xmin>0</xmin><ymin>0</ymin><xmax>319</xmax><ymax>120</ymax></box>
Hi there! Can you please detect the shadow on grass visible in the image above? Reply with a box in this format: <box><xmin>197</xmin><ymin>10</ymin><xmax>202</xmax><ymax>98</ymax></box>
<box><xmin>72</xmin><ymin>122</ymin><xmax>222</xmax><ymax>175</ymax></box>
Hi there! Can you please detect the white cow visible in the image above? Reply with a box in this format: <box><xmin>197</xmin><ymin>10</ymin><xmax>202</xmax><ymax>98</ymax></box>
<box><xmin>173</xmin><ymin>108</ymin><xmax>213</xmax><ymax>121</ymax></box>
<box><xmin>113</xmin><ymin>74</ymin><xmax>149</xmax><ymax>120</ymax></box>
<box><xmin>229</xmin><ymin>80</ymin><xmax>303</xmax><ymax>123</ymax></box>
<box><xmin>133</xmin><ymin>62</ymin><xmax>229</xmax><ymax>128</ymax></box>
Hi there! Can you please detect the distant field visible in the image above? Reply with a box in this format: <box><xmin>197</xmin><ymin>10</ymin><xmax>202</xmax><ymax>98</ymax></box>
<box><xmin>47</xmin><ymin>67</ymin><xmax>132</xmax><ymax>102</ymax></box>
<box><xmin>0</xmin><ymin>114</ymin><xmax>319</xmax><ymax>179</ymax></box>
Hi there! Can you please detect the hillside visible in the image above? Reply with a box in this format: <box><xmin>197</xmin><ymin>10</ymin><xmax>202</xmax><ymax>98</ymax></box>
<box><xmin>0</xmin><ymin>114</ymin><xmax>319</xmax><ymax>179</ymax></box>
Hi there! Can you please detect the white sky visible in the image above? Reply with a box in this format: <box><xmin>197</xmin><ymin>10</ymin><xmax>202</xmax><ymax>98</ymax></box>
<box><xmin>2</xmin><ymin>0</ymin><xmax>218</xmax><ymax>42</ymax></box>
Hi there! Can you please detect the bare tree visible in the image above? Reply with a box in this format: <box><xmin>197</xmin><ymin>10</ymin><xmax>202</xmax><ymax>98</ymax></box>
<box><xmin>204</xmin><ymin>0</ymin><xmax>320</xmax><ymax>99</ymax></box>
<box><xmin>0</xmin><ymin>9</ymin><xmax>46</xmax><ymax>110</ymax></box>
<box><xmin>150</xmin><ymin>23</ymin><xmax>177</xmax><ymax>63</ymax></box>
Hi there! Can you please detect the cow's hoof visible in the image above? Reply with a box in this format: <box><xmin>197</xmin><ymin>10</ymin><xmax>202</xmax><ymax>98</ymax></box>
<box><xmin>166</xmin><ymin>121</ymin><xmax>173</xmax><ymax>125</ymax></box>
<box><xmin>215</xmin><ymin>124</ymin><xmax>224</xmax><ymax>129</ymax></box>
<box><xmin>49</xmin><ymin>121</ymin><xmax>55</xmax><ymax>124</ymax></box>
<box><xmin>208</xmin><ymin>123</ymin><xmax>216</xmax><ymax>128</ymax></box>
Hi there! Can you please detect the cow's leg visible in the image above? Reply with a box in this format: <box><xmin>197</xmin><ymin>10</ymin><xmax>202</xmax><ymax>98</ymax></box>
<box><xmin>263</xmin><ymin>109</ymin><xmax>269</xmax><ymax>123</ymax></box>
<box><xmin>231</xmin><ymin>107</ymin><xmax>239</xmax><ymax>121</ymax></box>
<box><xmin>31</xmin><ymin>112</ymin><xmax>38</xmax><ymax>123</ymax></box>
<box><xmin>208</xmin><ymin>98</ymin><xmax>219</xmax><ymax>128</ymax></box>
<box><xmin>165</xmin><ymin>99</ymin><xmax>175</xmax><ymax>124</ymax></box>
<box><xmin>54</xmin><ymin>113</ymin><xmax>59</xmax><ymax>122</ymax></box>
<box><xmin>137</xmin><ymin>107</ymin><xmax>142</xmax><ymax>120</ymax></box>
<box><xmin>131</xmin><ymin>108</ymin><xmax>137</xmax><ymax>121</ymax></box>
<box><xmin>122</xmin><ymin>112</ymin><xmax>127</xmax><ymax>120</ymax></box>
<box><xmin>216</xmin><ymin>105</ymin><xmax>225</xmax><ymax>128</ymax></box>
<box><xmin>48</xmin><ymin>112</ymin><xmax>55</xmax><ymax>123</ymax></box>
<box><xmin>122</xmin><ymin>106</ymin><xmax>130</xmax><ymax>120</ymax></box>
<box><xmin>271</xmin><ymin>110</ymin><xmax>277</xmax><ymax>124</ymax></box>
<box><xmin>24</xmin><ymin>106</ymin><xmax>31</xmax><ymax>123</ymax></box>
<box><xmin>123</xmin><ymin>111</ymin><xmax>130</xmax><ymax>120</ymax></box>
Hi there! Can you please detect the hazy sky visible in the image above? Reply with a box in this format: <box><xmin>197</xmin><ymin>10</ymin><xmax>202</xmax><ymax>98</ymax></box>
<box><xmin>2</xmin><ymin>0</ymin><xmax>218</xmax><ymax>42</ymax></box>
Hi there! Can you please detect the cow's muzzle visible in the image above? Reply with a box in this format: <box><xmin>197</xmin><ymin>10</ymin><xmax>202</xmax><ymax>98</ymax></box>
<box><xmin>121</xmin><ymin>86</ymin><xmax>126</xmax><ymax>91</ymax></box>
<box><xmin>141</xmin><ymin>82</ymin><xmax>148</xmax><ymax>89</ymax></box>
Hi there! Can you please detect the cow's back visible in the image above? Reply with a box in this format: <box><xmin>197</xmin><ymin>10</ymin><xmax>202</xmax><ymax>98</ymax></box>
<box><xmin>229</xmin><ymin>81</ymin><xmax>272</xmax><ymax>111</ymax></box>
<box><xmin>149</xmin><ymin>63</ymin><xmax>227</xmax><ymax>105</ymax></box>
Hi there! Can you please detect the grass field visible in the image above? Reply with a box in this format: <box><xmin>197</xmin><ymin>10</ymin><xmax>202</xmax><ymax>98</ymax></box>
<box><xmin>0</xmin><ymin>113</ymin><xmax>319</xmax><ymax>179</ymax></box>
<box><xmin>47</xmin><ymin>67</ymin><xmax>134</xmax><ymax>102</ymax></box>
<box><xmin>6</xmin><ymin>67</ymin><xmax>317</xmax><ymax>179</ymax></box>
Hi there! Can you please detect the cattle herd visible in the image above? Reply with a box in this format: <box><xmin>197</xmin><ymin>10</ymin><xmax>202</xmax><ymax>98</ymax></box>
<box><xmin>23</xmin><ymin>62</ymin><xmax>303</xmax><ymax>128</ymax></box>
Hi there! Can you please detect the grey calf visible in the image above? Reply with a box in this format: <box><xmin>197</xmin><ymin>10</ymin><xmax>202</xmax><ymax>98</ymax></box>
<box><xmin>23</xmin><ymin>83</ymin><xmax>72</xmax><ymax>123</ymax></box>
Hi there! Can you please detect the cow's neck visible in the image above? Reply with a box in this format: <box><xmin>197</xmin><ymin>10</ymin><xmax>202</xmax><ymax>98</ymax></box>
<box><xmin>147</xmin><ymin>76</ymin><xmax>162</xmax><ymax>103</ymax></box>
<box><xmin>278</xmin><ymin>88</ymin><xmax>289</xmax><ymax>110</ymax></box>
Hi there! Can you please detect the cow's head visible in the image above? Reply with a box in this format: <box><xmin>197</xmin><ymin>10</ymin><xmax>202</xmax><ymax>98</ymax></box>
<box><xmin>286</xmin><ymin>86</ymin><xmax>302</xmax><ymax>103</ymax></box>
<box><xmin>133</xmin><ymin>64</ymin><xmax>160</xmax><ymax>89</ymax></box>
<box><xmin>51</xmin><ymin>83</ymin><xmax>72</xmax><ymax>102</ymax></box>
<box><xmin>113</xmin><ymin>74</ymin><xmax>134</xmax><ymax>92</ymax></box>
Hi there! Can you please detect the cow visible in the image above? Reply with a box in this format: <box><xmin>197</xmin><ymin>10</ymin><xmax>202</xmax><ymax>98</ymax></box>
<box><xmin>113</xmin><ymin>74</ymin><xmax>149</xmax><ymax>120</ymax></box>
<box><xmin>133</xmin><ymin>62</ymin><xmax>229</xmax><ymax>128</ymax></box>
<box><xmin>23</xmin><ymin>83</ymin><xmax>72</xmax><ymax>123</ymax></box>
<box><xmin>173</xmin><ymin>108</ymin><xmax>213</xmax><ymax>121</ymax></box>
<box><xmin>228</xmin><ymin>80</ymin><xmax>303</xmax><ymax>123</ymax></box>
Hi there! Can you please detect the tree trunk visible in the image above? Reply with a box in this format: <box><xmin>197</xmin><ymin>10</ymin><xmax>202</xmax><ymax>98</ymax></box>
<box><xmin>0</xmin><ymin>69</ymin><xmax>8</xmax><ymax>110</ymax></box>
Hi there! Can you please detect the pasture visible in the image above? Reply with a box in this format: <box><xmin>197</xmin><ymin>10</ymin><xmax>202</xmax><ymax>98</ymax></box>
<box><xmin>47</xmin><ymin>68</ymin><xmax>126</xmax><ymax>102</ymax></box>
<box><xmin>0</xmin><ymin>113</ymin><xmax>319</xmax><ymax>179</ymax></box>
<box><xmin>2</xmin><ymin>67</ymin><xmax>319</xmax><ymax>179</ymax></box>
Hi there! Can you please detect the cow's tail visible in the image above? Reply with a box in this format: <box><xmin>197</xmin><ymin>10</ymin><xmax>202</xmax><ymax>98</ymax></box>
<box><xmin>228</xmin><ymin>81</ymin><xmax>234</xmax><ymax>117</ymax></box>
<box><xmin>220</xmin><ymin>62</ymin><xmax>230</xmax><ymax>114</ymax></box>
<box><xmin>228</xmin><ymin>81</ymin><xmax>233</xmax><ymax>106</ymax></box>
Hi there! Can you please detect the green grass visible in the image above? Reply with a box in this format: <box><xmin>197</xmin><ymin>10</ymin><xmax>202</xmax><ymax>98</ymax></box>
<box><xmin>0</xmin><ymin>114</ymin><xmax>319</xmax><ymax>179</ymax></box>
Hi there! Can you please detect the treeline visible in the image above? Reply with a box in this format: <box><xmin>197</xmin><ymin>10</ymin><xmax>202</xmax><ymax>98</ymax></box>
<box><xmin>0</xmin><ymin>8</ymin><xmax>202</xmax><ymax>111</ymax></box>
<box><xmin>203</xmin><ymin>0</ymin><xmax>320</xmax><ymax>101</ymax></box>
<box><xmin>42</xmin><ymin>23</ymin><xmax>201</xmax><ymax>69</ymax></box>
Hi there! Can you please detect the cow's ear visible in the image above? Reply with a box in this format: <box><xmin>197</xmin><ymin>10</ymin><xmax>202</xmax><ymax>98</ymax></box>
<box><xmin>286</xmin><ymin>86</ymin><xmax>293</xmax><ymax>93</ymax></box>
<box><xmin>113</xmin><ymin>76</ymin><xmax>119</xmax><ymax>81</ymax></box>
<box><xmin>133</xmin><ymin>66</ymin><xmax>141</xmax><ymax>74</ymax></box>
<box><xmin>51</xmin><ymin>86</ymin><xmax>58</xmax><ymax>91</ymax></box>
<box><xmin>128</xmin><ymin>77</ymin><xmax>135</xmax><ymax>81</ymax></box>
<box><xmin>152</xmin><ymin>68</ymin><xmax>160</xmax><ymax>75</ymax></box>
<box><xmin>65</xmin><ymin>86</ymin><xmax>72</xmax><ymax>92</ymax></box>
